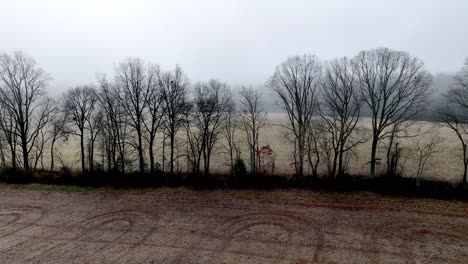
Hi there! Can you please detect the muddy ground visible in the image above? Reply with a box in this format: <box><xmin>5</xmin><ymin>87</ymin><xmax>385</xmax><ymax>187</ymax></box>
<box><xmin>0</xmin><ymin>185</ymin><xmax>467</xmax><ymax>263</ymax></box>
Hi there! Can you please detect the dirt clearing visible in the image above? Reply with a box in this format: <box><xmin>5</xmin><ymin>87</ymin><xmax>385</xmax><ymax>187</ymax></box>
<box><xmin>0</xmin><ymin>185</ymin><xmax>466</xmax><ymax>263</ymax></box>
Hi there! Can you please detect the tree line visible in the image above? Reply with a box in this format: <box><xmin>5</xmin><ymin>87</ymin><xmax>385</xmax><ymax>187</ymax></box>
<box><xmin>0</xmin><ymin>47</ymin><xmax>467</xmax><ymax>185</ymax></box>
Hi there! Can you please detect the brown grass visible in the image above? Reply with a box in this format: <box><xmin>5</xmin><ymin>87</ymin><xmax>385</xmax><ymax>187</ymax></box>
<box><xmin>50</xmin><ymin>114</ymin><xmax>463</xmax><ymax>182</ymax></box>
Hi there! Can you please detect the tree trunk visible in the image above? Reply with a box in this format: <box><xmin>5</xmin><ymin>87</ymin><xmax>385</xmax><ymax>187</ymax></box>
<box><xmin>229</xmin><ymin>149</ymin><xmax>234</xmax><ymax>177</ymax></box>
<box><xmin>386</xmin><ymin>133</ymin><xmax>395</xmax><ymax>177</ymax></box>
<box><xmin>170</xmin><ymin>132</ymin><xmax>175</xmax><ymax>176</ymax></box>
<box><xmin>89</xmin><ymin>140</ymin><xmax>95</xmax><ymax>172</ymax></box>
<box><xmin>9</xmin><ymin>142</ymin><xmax>16</xmax><ymax>170</ymax></box>
<box><xmin>0</xmin><ymin>146</ymin><xmax>6</xmax><ymax>168</ymax></box>
<box><xmin>112</xmin><ymin>140</ymin><xmax>116</xmax><ymax>171</ymax></box>
<box><xmin>50</xmin><ymin>139</ymin><xmax>56</xmax><ymax>171</ymax></box>
<box><xmin>137</xmin><ymin>128</ymin><xmax>144</xmax><ymax>173</ymax></box>
<box><xmin>463</xmin><ymin>149</ymin><xmax>468</xmax><ymax>186</ymax></box>
<box><xmin>463</xmin><ymin>162</ymin><xmax>467</xmax><ymax>185</ymax></box>
<box><xmin>337</xmin><ymin>144</ymin><xmax>345</xmax><ymax>179</ymax></box>
<box><xmin>120</xmin><ymin>152</ymin><xmax>125</xmax><ymax>174</ymax></box>
<box><xmin>21</xmin><ymin>134</ymin><xmax>29</xmax><ymax>170</ymax></box>
<box><xmin>107</xmin><ymin>145</ymin><xmax>112</xmax><ymax>171</ymax></box>
<box><xmin>149</xmin><ymin>136</ymin><xmax>155</xmax><ymax>174</ymax></box>
<box><xmin>331</xmin><ymin>150</ymin><xmax>338</xmax><ymax>179</ymax></box>
<box><xmin>80</xmin><ymin>133</ymin><xmax>85</xmax><ymax>172</ymax></box>
<box><xmin>369</xmin><ymin>136</ymin><xmax>378</xmax><ymax>178</ymax></box>
<box><xmin>298</xmin><ymin>136</ymin><xmax>304</xmax><ymax>177</ymax></box>
<box><xmin>251</xmin><ymin>147</ymin><xmax>256</xmax><ymax>176</ymax></box>
<box><xmin>205</xmin><ymin>149</ymin><xmax>211</xmax><ymax>175</ymax></box>
<box><xmin>162</xmin><ymin>133</ymin><xmax>166</xmax><ymax>173</ymax></box>
<box><xmin>196</xmin><ymin>152</ymin><xmax>201</xmax><ymax>175</ymax></box>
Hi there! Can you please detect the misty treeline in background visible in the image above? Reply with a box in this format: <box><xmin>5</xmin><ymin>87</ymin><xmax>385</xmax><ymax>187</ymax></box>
<box><xmin>0</xmin><ymin>47</ymin><xmax>467</xmax><ymax>190</ymax></box>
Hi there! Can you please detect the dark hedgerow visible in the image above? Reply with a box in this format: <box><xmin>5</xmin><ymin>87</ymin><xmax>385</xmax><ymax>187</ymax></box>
<box><xmin>0</xmin><ymin>167</ymin><xmax>466</xmax><ymax>200</ymax></box>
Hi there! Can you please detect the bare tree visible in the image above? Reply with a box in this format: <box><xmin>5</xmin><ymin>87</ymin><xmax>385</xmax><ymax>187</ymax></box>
<box><xmin>184</xmin><ymin>108</ymin><xmax>203</xmax><ymax>174</ymax></box>
<box><xmin>354</xmin><ymin>47</ymin><xmax>431</xmax><ymax>178</ymax></box>
<box><xmin>0</xmin><ymin>131</ymin><xmax>6</xmax><ymax>168</ymax></box>
<box><xmin>30</xmin><ymin>97</ymin><xmax>57</xmax><ymax>170</ymax></box>
<box><xmin>159</xmin><ymin>65</ymin><xmax>191</xmax><ymax>176</ymax></box>
<box><xmin>0</xmin><ymin>51</ymin><xmax>51</xmax><ymax>169</ymax></box>
<box><xmin>49</xmin><ymin>109</ymin><xmax>68</xmax><ymax>171</ymax></box>
<box><xmin>97</xmin><ymin>76</ymin><xmax>128</xmax><ymax>173</ymax></box>
<box><xmin>63</xmin><ymin>86</ymin><xmax>98</xmax><ymax>172</ymax></box>
<box><xmin>268</xmin><ymin>55</ymin><xmax>321</xmax><ymax>177</ymax></box>
<box><xmin>115</xmin><ymin>58</ymin><xmax>155</xmax><ymax>172</ymax></box>
<box><xmin>412</xmin><ymin>127</ymin><xmax>445</xmax><ymax>186</ymax></box>
<box><xmin>305</xmin><ymin>121</ymin><xmax>323</xmax><ymax>178</ymax></box>
<box><xmin>440</xmin><ymin>58</ymin><xmax>468</xmax><ymax>185</ymax></box>
<box><xmin>0</xmin><ymin>103</ymin><xmax>18</xmax><ymax>169</ymax></box>
<box><xmin>239</xmin><ymin>87</ymin><xmax>267</xmax><ymax>176</ymax></box>
<box><xmin>87</xmin><ymin>110</ymin><xmax>103</xmax><ymax>172</ymax></box>
<box><xmin>440</xmin><ymin>106</ymin><xmax>468</xmax><ymax>185</ymax></box>
<box><xmin>382</xmin><ymin>122</ymin><xmax>423</xmax><ymax>178</ymax></box>
<box><xmin>97</xmin><ymin>77</ymin><xmax>118</xmax><ymax>172</ymax></box>
<box><xmin>450</xmin><ymin>58</ymin><xmax>468</xmax><ymax>107</ymax></box>
<box><xmin>190</xmin><ymin>80</ymin><xmax>233</xmax><ymax>175</ymax></box>
<box><xmin>143</xmin><ymin>68</ymin><xmax>165</xmax><ymax>174</ymax></box>
<box><xmin>221</xmin><ymin>97</ymin><xmax>239</xmax><ymax>177</ymax></box>
<box><xmin>321</xmin><ymin>57</ymin><xmax>363</xmax><ymax>179</ymax></box>
<box><xmin>98</xmin><ymin>125</ymin><xmax>113</xmax><ymax>172</ymax></box>
<box><xmin>384</xmin><ymin>123</ymin><xmax>402</xmax><ymax>177</ymax></box>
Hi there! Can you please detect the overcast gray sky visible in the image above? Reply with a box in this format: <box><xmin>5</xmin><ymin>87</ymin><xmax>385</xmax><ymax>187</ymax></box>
<box><xmin>1</xmin><ymin>0</ymin><xmax>467</xmax><ymax>95</ymax></box>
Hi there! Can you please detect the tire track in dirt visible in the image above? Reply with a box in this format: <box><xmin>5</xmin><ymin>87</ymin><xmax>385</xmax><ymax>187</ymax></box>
<box><xmin>0</xmin><ymin>206</ymin><xmax>45</xmax><ymax>239</ymax></box>
<box><xmin>0</xmin><ymin>188</ymin><xmax>467</xmax><ymax>263</ymax></box>
<box><xmin>0</xmin><ymin>206</ymin><xmax>46</xmax><ymax>258</ymax></box>
<box><xmin>159</xmin><ymin>202</ymin><xmax>320</xmax><ymax>263</ymax></box>
<box><xmin>364</xmin><ymin>218</ymin><xmax>468</xmax><ymax>263</ymax></box>
<box><xmin>28</xmin><ymin>210</ymin><xmax>156</xmax><ymax>263</ymax></box>
<box><xmin>201</xmin><ymin>211</ymin><xmax>325</xmax><ymax>263</ymax></box>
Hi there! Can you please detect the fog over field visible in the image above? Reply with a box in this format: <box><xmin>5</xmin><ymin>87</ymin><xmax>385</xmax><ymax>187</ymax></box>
<box><xmin>2</xmin><ymin>2</ymin><xmax>468</xmax><ymax>264</ymax></box>
<box><xmin>1</xmin><ymin>0</ymin><xmax>467</xmax><ymax>93</ymax></box>
<box><xmin>0</xmin><ymin>0</ymin><xmax>468</xmax><ymax>184</ymax></box>
<box><xmin>53</xmin><ymin>115</ymin><xmax>464</xmax><ymax>182</ymax></box>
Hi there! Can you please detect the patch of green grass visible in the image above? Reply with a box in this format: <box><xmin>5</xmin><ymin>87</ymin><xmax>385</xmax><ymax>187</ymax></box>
<box><xmin>5</xmin><ymin>183</ymin><xmax>155</xmax><ymax>194</ymax></box>
<box><xmin>208</xmin><ymin>188</ymin><xmax>467</xmax><ymax>217</ymax></box>
<box><xmin>15</xmin><ymin>183</ymin><xmax>96</xmax><ymax>192</ymax></box>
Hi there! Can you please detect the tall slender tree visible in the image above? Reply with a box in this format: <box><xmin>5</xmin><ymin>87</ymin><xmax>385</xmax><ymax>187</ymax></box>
<box><xmin>439</xmin><ymin>58</ymin><xmax>468</xmax><ymax>185</ymax></box>
<box><xmin>115</xmin><ymin>58</ymin><xmax>155</xmax><ymax>172</ymax></box>
<box><xmin>97</xmin><ymin>76</ymin><xmax>128</xmax><ymax>173</ymax></box>
<box><xmin>0</xmin><ymin>51</ymin><xmax>51</xmax><ymax>169</ymax></box>
<box><xmin>63</xmin><ymin>86</ymin><xmax>98</xmax><ymax>172</ymax></box>
<box><xmin>239</xmin><ymin>87</ymin><xmax>267</xmax><ymax>176</ymax></box>
<box><xmin>49</xmin><ymin>109</ymin><xmax>68</xmax><ymax>171</ymax></box>
<box><xmin>321</xmin><ymin>57</ymin><xmax>363</xmax><ymax>179</ymax></box>
<box><xmin>143</xmin><ymin>67</ymin><xmax>165</xmax><ymax>174</ymax></box>
<box><xmin>222</xmin><ymin>99</ymin><xmax>239</xmax><ymax>177</ymax></box>
<box><xmin>268</xmin><ymin>55</ymin><xmax>322</xmax><ymax>177</ymax></box>
<box><xmin>0</xmin><ymin>102</ymin><xmax>18</xmax><ymax>169</ymax></box>
<box><xmin>354</xmin><ymin>47</ymin><xmax>431</xmax><ymax>178</ymax></box>
<box><xmin>191</xmin><ymin>80</ymin><xmax>232</xmax><ymax>174</ymax></box>
<box><xmin>159</xmin><ymin>65</ymin><xmax>191</xmax><ymax>176</ymax></box>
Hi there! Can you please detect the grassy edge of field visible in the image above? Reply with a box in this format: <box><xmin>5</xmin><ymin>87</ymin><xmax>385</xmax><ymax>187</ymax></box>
<box><xmin>1</xmin><ymin>182</ymin><xmax>466</xmax><ymax>217</ymax></box>
<box><xmin>0</xmin><ymin>183</ymin><xmax>146</xmax><ymax>194</ymax></box>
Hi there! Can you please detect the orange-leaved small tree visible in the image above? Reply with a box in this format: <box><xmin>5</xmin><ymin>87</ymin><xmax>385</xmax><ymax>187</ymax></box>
<box><xmin>257</xmin><ymin>145</ymin><xmax>275</xmax><ymax>175</ymax></box>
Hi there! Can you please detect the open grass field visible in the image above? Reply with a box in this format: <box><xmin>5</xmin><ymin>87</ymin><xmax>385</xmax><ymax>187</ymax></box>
<box><xmin>55</xmin><ymin>114</ymin><xmax>464</xmax><ymax>183</ymax></box>
<box><xmin>0</xmin><ymin>184</ymin><xmax>467</xmax><ymax>263</ymax></box>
